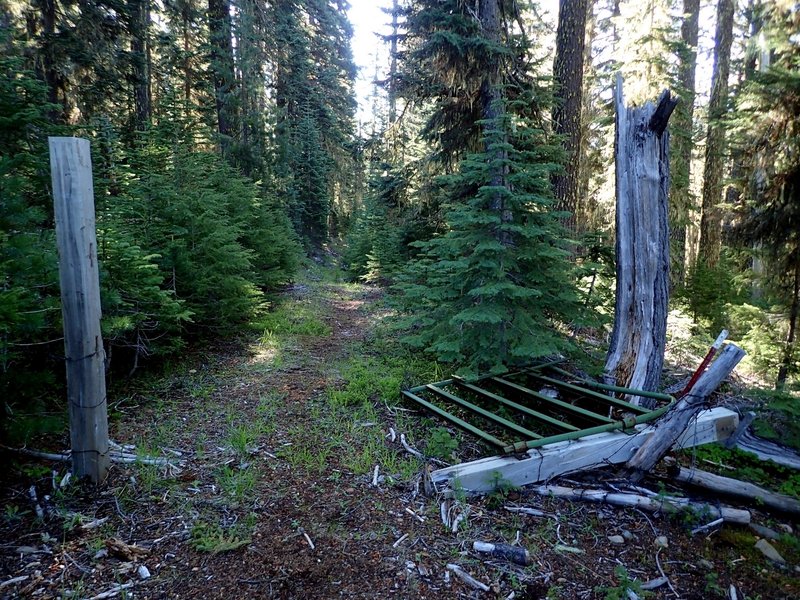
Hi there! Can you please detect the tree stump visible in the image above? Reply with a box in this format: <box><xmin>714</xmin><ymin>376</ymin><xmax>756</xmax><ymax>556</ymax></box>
<box><xmin>605</xmin><ymin>76</ymin><xmax>678</xmax><ymax>406</ymax></box>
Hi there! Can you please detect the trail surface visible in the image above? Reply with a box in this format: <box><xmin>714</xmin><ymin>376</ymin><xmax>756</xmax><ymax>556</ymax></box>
<box><xmin>1</xmin><ymin>271</ymin><xmax>799</xmax><ymax>599</ymax></box>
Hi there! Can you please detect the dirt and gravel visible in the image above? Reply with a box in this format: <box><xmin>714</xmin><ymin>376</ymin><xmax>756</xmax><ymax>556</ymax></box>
<box><xmin>1</xmin><ymin>271</ymin><xmax>799</xmax><ymax>599</ymax></box>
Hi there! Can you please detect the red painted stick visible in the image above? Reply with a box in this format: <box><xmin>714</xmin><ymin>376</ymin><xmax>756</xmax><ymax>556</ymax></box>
<box><xmin>679</xmin><ymin>330</ymin><xmax>729</xmax><ymax>398</ymax></box>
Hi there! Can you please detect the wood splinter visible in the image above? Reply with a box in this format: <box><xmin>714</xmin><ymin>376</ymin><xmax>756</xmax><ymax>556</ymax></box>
<box><xmin>446</xmin><ymin>563</ymin><xmax>490</xmax><ymax>592</ymax></box>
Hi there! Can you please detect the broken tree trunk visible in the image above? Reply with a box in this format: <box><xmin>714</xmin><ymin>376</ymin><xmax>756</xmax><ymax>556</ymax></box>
<box><xmin>670</xmin><ymin>466</ymin><xmax>800</xmax><ymax>516</ymax></box>
<box><xmin>625</xmin><ymin>343</ymin><xmax>746</xmax><ymax>481</ymax></box>
<box><xmin>605</xmin><ymin>77</ymin><xmax>678</xmax><ymax>406</ymax></box>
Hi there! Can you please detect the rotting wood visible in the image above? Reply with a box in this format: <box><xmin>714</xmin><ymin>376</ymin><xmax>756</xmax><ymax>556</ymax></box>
<box><xmin>527</xmin><ymin>484</ymin><xmax>750</xmax><ymax>524</ymax></box>
<box><xmin>624</xmin><ymin>343</ymin><xmax>746</xmax><ymax>481</ymax></box>
<box><xmin>85</xmin><ymin>582</ymin><xmax>135</xmax><ymax>600</ymax></box>
<box><xmin>735</xmin><ymin>429</ymin><xmax>800</xmax><ymax>470</ymax></box>
<box><xmin>430</xmin><ymin>407</ymin><xmax>737</xmax><ymax>493</ymax></box>
<box><xmin>49</xmin><ymin>137</ymin><xmax>110</xmax><ymax>484</ymax></box>
<box><xmin>1</xmin><ymin>444</ymin><xmax>181</xmax><ymax>470</ymax></box>
<box><xmin>604</xmin><ymin>77</ymin><xmax>676</xmax><ymax>406</ymax></box>
<box><xmin>670</xmin><ymin>465</ymin><xmax>800</xmax><ymax>516</ymax></box>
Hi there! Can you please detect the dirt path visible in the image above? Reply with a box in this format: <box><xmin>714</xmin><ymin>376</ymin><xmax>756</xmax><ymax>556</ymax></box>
<box><xmin>0</xmin><ymin>274</ymin><xmax>449</xmax><ymax>599</ymax></box>
<box><xmin>2</xmin><ymin>270</ymin><xmax>800</xmax><ymax>599</ymax></box>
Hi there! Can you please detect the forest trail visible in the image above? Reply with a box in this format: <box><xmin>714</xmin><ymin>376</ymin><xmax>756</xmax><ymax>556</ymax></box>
<box><xmin>2</xmin><ymin>267</ymin><xmax>800</xmax><ymax>599</ymax></box>
<box><xmin>0</xmin><ymin>269</ymin><xmax>459</xmax><ymax>599</ymax></box>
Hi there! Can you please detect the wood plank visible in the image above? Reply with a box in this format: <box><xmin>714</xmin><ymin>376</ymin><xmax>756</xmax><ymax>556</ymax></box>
<box><xmin>430</xmin><ymin>407</ymin><xmax>738</xmax><ymax>494</ymax></box>
<box><xmin>50</xmin><ymin>137</ymin><xmax>110</xmax><ymax>484</ymax></box>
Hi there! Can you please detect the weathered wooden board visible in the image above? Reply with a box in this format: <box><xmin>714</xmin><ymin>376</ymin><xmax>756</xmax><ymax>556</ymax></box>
<box><xmin>50</xmin><ymin>137</ymin><xmax>110</xmax><ymax>484</ymax></box>
<box><xmin>431</xmin><ymin>407</ymin><xmax>738</xmax><ymax>494</ymax></box>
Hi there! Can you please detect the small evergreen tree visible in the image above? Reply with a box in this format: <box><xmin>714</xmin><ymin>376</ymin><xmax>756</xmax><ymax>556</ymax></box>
<box><xmin>397</xmin><ymin>108</ymin><xmax>578</xmax><ymax>377</ymax></box>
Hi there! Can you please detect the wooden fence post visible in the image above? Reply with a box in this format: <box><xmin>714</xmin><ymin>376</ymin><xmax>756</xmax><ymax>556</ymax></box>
<box><xmin>49</xmin><ymin>137</ymin><xmax>110</xmax><ymax>484</ymax></box>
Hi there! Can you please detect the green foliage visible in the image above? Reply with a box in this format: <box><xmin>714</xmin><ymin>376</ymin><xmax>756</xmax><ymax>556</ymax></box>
<box><xmin>594</xmin><ymin>565</ymin><xmax>652</xmax><ymax>600</ymax></box>
<box><xmin>728</xmin><ymin>303</ymin><xmax>787</xmax><ymax>378</ymax></box>
<box><xmin>425</xmin><ymin>427</ymin><xmax>458</xmax><ymax>461</ymax></box>
<box><xmin>687</xmin><ymin>444</ymin><xmax>800</xmax><ymax>500</ymax></box>
<box><xmin>485</xmin><ymin>472</ymin><xmax>520</xmax><ymax>510</ymax></box>
<box><xmin>190</xmin><ymin>520</ymin><xmax>251</xmax><ymax>553</ymax></box>
<box><xmin>0</xmin><ymin>44</ymin><xmax>64</xmax><ymax>432</ymax></box>
<box><xmin>0</xmin><ymin>40</ymin><xmax>301</xmax><ymax>438</ymax></box>
<box><xmin>748</xmin><ymin>387</ymin><xmax>800</xmax><ymax>452</ymax></box>
<box><xmin>396</xmin><ymin>111</ymin><xmax>580</xmax><ymax>378</ymax></box>
<box><xmin>681</xmin><ymin>257</ymin><xmax>741</xmax><ymax>332</ymax></box>
<box><xmin>729</xmin><ymin>5</ymin><xmax>800</xmax><ymax>389</ymax></box>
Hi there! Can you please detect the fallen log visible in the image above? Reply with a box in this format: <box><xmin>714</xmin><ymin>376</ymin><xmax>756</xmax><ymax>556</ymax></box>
<box><xmin>735</xmin><ymin>429</ymin><xmax>800</xmax><ymax>470</ymax></box>
<box><xmin>528</xmin><ymin>484</ymin><xmax>750</xmax><ymax>524</ymax></box>
<box><xmin>670</xmin><ymin>466</ymin><xmax>800</xmax><ymax>516</ymax></box>
<box><xmin>624</xmin><ymin>343</ymin><xmax>746</xmax><ymax>481</ymax></box>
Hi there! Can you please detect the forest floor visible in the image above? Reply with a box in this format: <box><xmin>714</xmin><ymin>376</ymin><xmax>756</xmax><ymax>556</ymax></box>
<box><xmin>1</xmin><ymin>264</ymin><xmax>800</xmax><ymax>599</ymax></box>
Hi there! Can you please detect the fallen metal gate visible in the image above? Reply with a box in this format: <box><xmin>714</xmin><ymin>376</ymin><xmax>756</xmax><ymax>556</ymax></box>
<box><xmin>402</xmin><ymin>362</ymin><xmax>675</xmax><ymax>455</ymax></box>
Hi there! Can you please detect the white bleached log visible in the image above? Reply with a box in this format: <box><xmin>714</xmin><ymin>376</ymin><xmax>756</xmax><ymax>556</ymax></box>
<box><xmin>527</xmin><ymin>485</ymin><xmax>750</xmax><ymax>524</ymax></box>
<box><xmin>431</xmin><ymin>407</ymin><xmax>737</xmax><ymax>493</ymax></box>
<box><xmin>672</xmin><ymin>466</ymin><xmax>800</xmax><ymax>516</ymax></box>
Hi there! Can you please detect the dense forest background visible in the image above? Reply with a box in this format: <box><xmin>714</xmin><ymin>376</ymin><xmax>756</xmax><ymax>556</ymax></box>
<box><xmin>1</xmin><ymin>0</ymin><xmax>799</xmax><ymax>438</ymax></box>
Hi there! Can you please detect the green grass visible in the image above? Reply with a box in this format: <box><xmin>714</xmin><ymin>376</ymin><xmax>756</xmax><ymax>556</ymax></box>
<box><xmin>215</xmin><ymin>465</ymin><xmax>256</xmax><ymax>502</ymax></box>
<box><xmin>250</xmin><ymin>302</ymin><xmax>331</xmax><ymax>337</ymax></box>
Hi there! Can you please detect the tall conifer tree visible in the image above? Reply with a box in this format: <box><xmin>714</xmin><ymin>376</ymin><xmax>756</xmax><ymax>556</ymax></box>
<box><xmin>396</xmin><ymin>0</ymin><xmax>579</xmax><ymax>377</ymax></box>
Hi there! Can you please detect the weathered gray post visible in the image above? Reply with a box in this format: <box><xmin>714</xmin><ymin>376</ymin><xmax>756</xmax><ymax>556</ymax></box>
<box><xmin>49</xmin><ymin>137</ymin><xmax>110</xmax><ymax>483</ymax></box>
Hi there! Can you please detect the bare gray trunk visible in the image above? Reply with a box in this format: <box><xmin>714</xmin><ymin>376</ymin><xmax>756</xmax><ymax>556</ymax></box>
<box><xmin>605</xmin><ymin>77</ymin><xmax>676</xmax><ymax>405</ymax></box>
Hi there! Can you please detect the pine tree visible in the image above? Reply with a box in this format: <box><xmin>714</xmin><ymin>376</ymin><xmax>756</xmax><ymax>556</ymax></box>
<box><xmin>552</xmin><ymin>0</ymin><xmax>589</xmax><ymax>235</ymax></box>
<box><xmin>732</xmin><ymin>3</ymin><xmax>800</xmax><ymax>389</ymax></box>
<box><xmin>698</xmin><ymin>0</ymin><xmax>736</xmax><ymax>268</ymax></box>
<box><xmin>0</xmin><ymin>39</ymin><xmax>62</xmax><ymax>410</ymax></box>
<box><xmin>397</xmin><ymin>108</ymin><xmax>577</xmax><ymax>377</ymax></box>
<box><xmin>395</xmin><ymin>1</ymin><xmax>579</xmax><ymax>376</ymax></box>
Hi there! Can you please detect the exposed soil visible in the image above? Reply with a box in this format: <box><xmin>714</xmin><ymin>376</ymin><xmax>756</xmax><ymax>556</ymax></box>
<box><xmin>1</xmin><ymin>271</ymin><xmax>799</xmax><ymax>599</ymax></box>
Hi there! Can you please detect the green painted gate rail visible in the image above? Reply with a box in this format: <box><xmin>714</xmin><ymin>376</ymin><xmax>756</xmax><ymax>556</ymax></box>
<box><xmin>402</xmin><ymin>362</ymin><xmax>675</xmax><ymax>455</ymax></box>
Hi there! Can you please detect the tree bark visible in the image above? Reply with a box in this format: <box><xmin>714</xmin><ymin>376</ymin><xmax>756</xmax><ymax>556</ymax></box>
<box><xmin>605</xmin><ymin>78</ymin><xmax>676</xmax><ymax>404</ymax></box>
<box><xmin>670</xmin><ymin>0</ymin><xmax>700</xmax><ymax>287</ymax></box>
<box><xmin>698</xmin><ymin>0</ymin><xmax>735</xmax><ymax>268</ymax></box>
<box><xmin>208</xmin><ymin>0</ymin><xmax>237</xmax><ymax>153</ymax></box>
<box><xmin>479</xmin><ymin>0</ymin><xmax>511</xmax><ymax>248</ymax></box>
<box><xmin>36</xmin><ymin>0</ymin><xmax>65</xmax><ymax>122</ymax></box>
<box><xmin>552</xmin><ymin>0</ymin><xmax>589</xmax><ymax>236</ymax></box>
<box><xmin>777</xmin><ymin>259</ymin><xmax>799</xmax><ymax>390</ymax></box>
<box><xmin>624</xmin><ymin>343</ymin><xmax>746</xmax><ymax>481</ymax></box>
<box><xmin>130</xmin><ymin>0</ymin><xmax>151</xmax><ymax>130</ymax></box>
